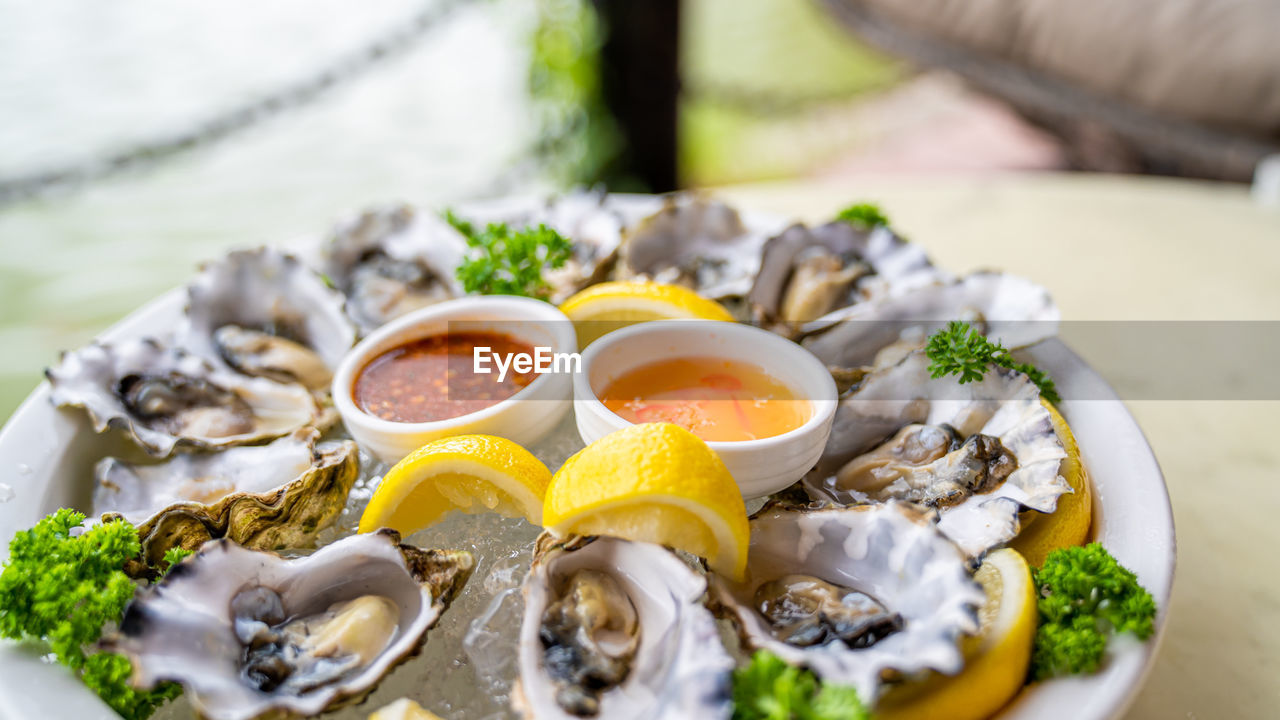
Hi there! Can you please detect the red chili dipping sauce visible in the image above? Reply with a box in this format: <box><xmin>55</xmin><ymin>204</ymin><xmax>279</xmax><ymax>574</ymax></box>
<box><xmin>354</xmin><ymin>332</ymin><xmax>540</xmax><ymax>423</ymax></box>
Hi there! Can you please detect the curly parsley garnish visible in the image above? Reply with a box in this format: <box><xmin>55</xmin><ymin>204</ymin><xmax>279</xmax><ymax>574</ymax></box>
<box><xmin>160</xmin><ymin>546</ymin><xmax>193</xmax><ymax>573</ymax></box>
<box><xmin>445</xmin><ymin>209</ymin><xmax>573</xmax><ymax>299</ymax></box>
<box><xmin>925</xmin><ymin>320</ymin><xmax>1060</xmax><ymax>404</ymax></box>
<box><xmin>835</xmin><ymin>202</ymin><xmax>890</xmax><ymax>230</ymax></box>
<box><xmin>1031</xmin><ymin>543</ymin><xmax>1157</xmax><ymax>679</ymax></box>
<box><xmin>0</xmin><ymin>509</ymin><xmax>182</xmax><ymax>719</ymax></box>
<box><xmin>732</xmin><ymin>650</ymin><xmax>869</xmax><ymax>720</ymax></box>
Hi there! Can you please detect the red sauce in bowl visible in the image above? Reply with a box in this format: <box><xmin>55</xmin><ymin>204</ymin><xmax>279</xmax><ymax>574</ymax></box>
<box><xmin>354</xmin><ymin>332</ymin><xmax>540</xmax><ymax>423</ymax></box>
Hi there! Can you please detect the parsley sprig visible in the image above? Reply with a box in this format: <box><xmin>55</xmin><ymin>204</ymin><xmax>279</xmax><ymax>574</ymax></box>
<box><xmin>0</xmin><ymin>509</ymin><xmax>182</xmax><ymax>719</ymax></box>
<box><xmin>1031</xmin><ymin>543</ymin><xmax>1157</xmax><ymax>679</ymax></box>
<box><xmin>446</xmin><ymin>210</ymin><xmax>573</xmax><ymax>299</ymax></box>
<box><xmin>835</xmin><ymin>202</ymin><xmax>889</xmax><ymax>230</ymax></box>
<box><xmin>732</xmin><ymin>650</ymin><xmax>869</xmax><ymax>720</ymax></box>
<box><xmin>925</xmin><ymin>321</ymin><xmax>1060</xmax><ymax>404</ymax></box>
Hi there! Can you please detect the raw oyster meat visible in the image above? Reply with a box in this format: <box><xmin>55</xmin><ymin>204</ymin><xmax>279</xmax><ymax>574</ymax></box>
<box><xmin>709</xmin><ymin>503</ymin><xmax>983</xmax><ymax>702</ymax></box>
<box><xmin>109</xmin><ymin>530</ymin><xmax>474</xmax><ymax>720</ymax></box>
<box><xmin>613</xmin><ymin>195</ymin><xmax>769</xmax><ymax>300</ymax></box>
<box><xmin>801</xmin><ymin>272</ymin><xmax>1060</xmax><ymax>370</ymax></box>
<box><xmin>177</xmin><ymin>247</ymin><xmax>357</xmax><ymax>391</ymax></box>
<box><xmin>514</xmin><ymin>535</ymin><xmax>733</xmax><ymax>720</ymax></box>
<box><xmin>753</xmin><ymin>574</ymin><xmax>903</xmax><ymax>649</ymax></box>
<box><xmin>319</xmin><ymin>204</ymin><xmax>466</xmax><ymax>332</ymax></box>
<box><xmin>95</xmin><ymin>428</ymin><xmax>359</xmax><ymax>567</ymax></box>
<box><xmin>748</xmin><ymin>220</ymin><xmax>947</xmax><ymax>329</ymax></box>
<box><xmin>832</xmin><ymin>424</ymin><xmax>1017</xmax><ymax>508</ymax></box>
<box><xmin>47</xmin><ymin>338</ymin><xmax>324</xmax><ymax>457</ymax></box>
<box><xmin>806</xmin><ymin>350</ymin><xmax>1070</xmax><ymax>556</ymax></box>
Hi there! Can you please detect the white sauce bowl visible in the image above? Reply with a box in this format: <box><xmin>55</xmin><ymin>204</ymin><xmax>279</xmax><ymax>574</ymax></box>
<box><xmin>574</xmin><ymin>320</ymin><xmax>837</xmax><ymax>498</ymax></box>
<box><xmin>333</xmin><ymin>296</ymin><xmax>576</xmax><ymax>464</ymax></box>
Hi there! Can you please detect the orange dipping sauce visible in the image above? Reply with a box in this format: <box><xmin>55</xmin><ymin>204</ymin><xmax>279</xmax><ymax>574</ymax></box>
<box><xmin>354</xmin><ymin>332</ymin><xmax>539</xmax><ymax>423</ymax></box>
<box><xmin>599</xmin><ymin>356</ymin><xmax>809</xmax><ymax>442</ymax></box>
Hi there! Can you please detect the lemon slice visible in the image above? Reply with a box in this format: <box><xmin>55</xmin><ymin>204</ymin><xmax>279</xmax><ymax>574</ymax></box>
<box><xmin>542</xmin><ymin>423</ymin><xmax>750</xmax><ymax>580</ymax></box>
<box><xmin>558</xmin><ymin>281</ymin><xmax>735</xmax><ymax>347</ymax></box>
<box><xmin>1009</xmin><ymin>401</ymin><xmax>1093</xmax><ymax>567</ymax></box>
<box><xmin>358</xmin><ymin>435</ymin><xmax>551</xmax><ymax>535</ymax></box>
<box><xmin>876</xmin><ymin>548</ymin><xmax>1037</xmax><ymax>720</ymax></box>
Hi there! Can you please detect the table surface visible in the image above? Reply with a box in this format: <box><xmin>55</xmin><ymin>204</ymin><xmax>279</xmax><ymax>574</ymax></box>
<box><xmin>719</xmin><ymin>173</ymin><xmax>1280</xmax><ymax>720</ymax></box>
<box><xmin>1</xmin><ymin>172</ymin><xmax>1277</xmax><ymax>718</ymax></box>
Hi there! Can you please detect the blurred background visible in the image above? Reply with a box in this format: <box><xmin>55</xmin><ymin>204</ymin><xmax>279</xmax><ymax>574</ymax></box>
<box><xmin>1</xmin><ymin>0</ymin><xmax>1278</xmax><ymax>418</ymax></box>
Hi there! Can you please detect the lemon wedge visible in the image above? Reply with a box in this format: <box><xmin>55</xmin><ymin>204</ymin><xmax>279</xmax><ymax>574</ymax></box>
<box><xmin>358</xmin><ymin>434</ymin><xmax>551</xmax><ymax>535</ymax></box>
<box><xmin>1009</xmin><ymin>401</ymin><xmax>1093</xmax><ymax>567</ymax></box>
<box><xmin>542</xmin><ymin>423</ymin><xmax>750</xmax><ymax>580</ymax></box>
<box><xmin>876</xmin><ymin>548</ymin><xmax>1037</xmax><ymax>720</ymax></box>
<box><xmin>558</xmin><ymin>280</ymin><xmax>735</xmax><ymax>347</ymax></box>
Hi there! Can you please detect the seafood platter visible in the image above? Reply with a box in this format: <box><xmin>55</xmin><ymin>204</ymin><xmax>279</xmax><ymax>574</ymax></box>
<box><xmin>0</xmin><ymin>193</ymin><xmax>1174</xmax><ymax>720</ymax></box>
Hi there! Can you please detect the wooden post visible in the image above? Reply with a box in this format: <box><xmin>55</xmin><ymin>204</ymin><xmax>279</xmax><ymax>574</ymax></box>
<box><xmin>593</xmin><ymin>0</ymin><xmax>681</xmax><ymax>192</ymax></box>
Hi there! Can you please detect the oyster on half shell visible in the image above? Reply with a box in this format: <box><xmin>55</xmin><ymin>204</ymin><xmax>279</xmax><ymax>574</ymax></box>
<box><xmin>95</xmin><ymin>428</ymin><xmax>359</xmax><ymax>568</ymax></box>
<box><xmin>801</xmin><ymin>271</ymin><xmax>1060</xmax><ymax>371</ymax></box>
<box><xmin>709</xmin><ymin>503</ymin><xmax>983</xmax><ymax>703</ymax></box>
<box><xmin>806</xmin><ymin>350</ymin><xmax>1070</xmax><ymax>557</ymax></box>
<box><xmin>176</xmin><ymin>248</ymin><xmax>357</xmax><ymax>392</ymax></box>
<box><xmin>47</xmin><ymin>338</ymin><xmax>324</xmax><ymax>457</ymax></box>
<box><xmin>109</xmin><ymin>530</ymin><xmax>474</xmax><ymax>720</ymax></box>
<box><xmin>514</xmin><ymin>535</ymin><xmax>733</xmax><ymax>720</ymax></box>
<box><xmin>319</xmin><ymin>204</ymin><xmax>466</xmax><ymax>333</ymax></box>
<box><xmin>613</xmin><ymin>196</ymin><xmax>768</xmax><ymax>301</ymax></box>
<box><xmin>748</xmin><ymin>220</ymin><xmax>947</xmax><ymax>330</ymax></box>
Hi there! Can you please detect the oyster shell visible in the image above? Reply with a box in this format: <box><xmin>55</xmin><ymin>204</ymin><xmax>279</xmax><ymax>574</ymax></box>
<box><xmin>514</xmin><ymin>535</ymin><xmax>733</xmax><ymax>720</ymax></box>
<box><xmin>177</xmin><ymin>248</ymin><xmax>357</xmax><ymax>391</ymax></box>
<box><xmin>806</xmin><ymin>350</ymin><xmax>1070</xmax><ymax>556</ymax></box>
<box><xmin>47</xmin><ymin>338</ymin><xmax>324</xmax><ymax>457</ymax></box>
<box><xmin>95</xmin><ymin>428</ymin><xmax>359</xmax><ymax>568</ymax></box>
<box><xmin>319</xmin><ymin>204</ymin><xmax>466</xmax><ymax>332</ymax></box>
<box><xmin>748</xmin><ymin>221</ymin><xmax>947</xmax><ymax>329</ymax></box>
<box><xmin>801</xmin><ymin>272</ymin><xmax>1060</xmax><ymax>369</ymax></box>
<box><xmin>614</xmin><ymin>196</ymin><xmax>767</xmax><ymax>300</ymax></box>
<box><xmin>708</xmin><ymin>503</ymin><xmax>983</xmax><ymax>702</ymax></box>
<box><xmin>110</xmin><ymin>530</ymin><xmax>474</xmax><ymax>720</ymax></box>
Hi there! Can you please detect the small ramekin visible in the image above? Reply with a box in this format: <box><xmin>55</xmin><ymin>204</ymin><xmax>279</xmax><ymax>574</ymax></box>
<box><xmin>333</xmin><ymin>296</ymin><xmax>576</xmax><ymax>464</ymax></box>
<box><xmin>574</xmin><ymin>320</ymin><xmax>837</xmax><ymax>498</ymax></box>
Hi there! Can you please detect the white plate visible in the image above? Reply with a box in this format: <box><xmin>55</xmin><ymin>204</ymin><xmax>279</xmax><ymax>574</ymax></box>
<box><xmin>0</xmin><ymin>198</ymin><xmax>1174</xmax><ymax>720</ymax></box>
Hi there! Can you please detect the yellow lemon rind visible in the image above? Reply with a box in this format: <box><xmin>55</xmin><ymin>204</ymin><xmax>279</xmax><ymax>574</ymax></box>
<box><xmin>358</xmin><ymin>435</ymin><xmax>550</xmax><ymax>535</ymax></box>
<box><xmin>544</xmin><ymin>494</ymin><xmax>748</xmax><ymax>580</ymax></box>
<box><xmin>876</xmin><ymin>548</ymin><xmax>1036</xmax><ymax>720</ymax></box>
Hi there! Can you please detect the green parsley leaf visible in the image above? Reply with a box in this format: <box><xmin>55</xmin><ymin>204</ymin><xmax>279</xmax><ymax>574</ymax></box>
<box><xmin>160</xmin><ymin>546</ymin><xmax>194</xmax><ymax>575</ymax></box>
<box><xmin>925</xmin><ymin>321</ymin><xmax>1060</xmax><ymax>404</ymax></box>
<box><xmin>83</xmin><ymin>652</ymin><xmax>182</xmax><ymax>720</ymax></box>
<box><xmin>835</xmin><ymin>202</ymin><xmax>890</xmax><ymax>230</ymax></box>
<box><xmin>443</xmin><ymin>208</ymin><xmax>477</xmax><ymax>238</ymax></box>
<box><xmin>0</xmin><ymin>510</ymin><xmax>181</xmax><ymax>719</ymax></box>
<box><xmin>1030</xmin><ymin>543</ymin><xmax>1157</xmax><ymax>679</ymax></box>
<box><xmin>446</xmin><ymin>210</ymin><xmax>573</xmax><ymax>300</ymax></box>
<box><xmin>733</xmin><ymin>650</ymin><xmax>869</xmax><ymax>720</ymax></box>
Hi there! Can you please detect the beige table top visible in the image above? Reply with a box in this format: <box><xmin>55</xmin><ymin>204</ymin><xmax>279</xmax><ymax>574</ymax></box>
<box><xmin>719</xmin><ymin>173</ymin><xmax>1280</xmax><ymax>720</ymax></box>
